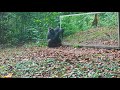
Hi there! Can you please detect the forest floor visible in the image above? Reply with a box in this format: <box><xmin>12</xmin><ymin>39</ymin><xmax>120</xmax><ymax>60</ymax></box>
<box><xmin>0</xmin><ymin>27</ymin><xmax>120</xmax><ymax>78</ymax></box>
<box><xmin>0</xmin><ymin>45</ymin><xmax>120</xmax><ymax>78</ymax></box>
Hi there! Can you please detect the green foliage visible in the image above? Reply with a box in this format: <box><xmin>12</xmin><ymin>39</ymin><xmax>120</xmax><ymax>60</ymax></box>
<box><xmin>0</xmin><ymin>12</ymin><xmax>82</xmax><ymax>46</ymax></box>
<box><xmin>0</xmin><ymin>12</ymin><xmax>118</xmax><ymax>47</ymax></box>
<box><xmin>61</xmin><ymin>12</ymin><xmax>118</xmax><ymax>37</ymax></box>
<box><xmin>99</xmin><ymin>12</ymin><xmax>118</xmax><ymax>27</ymax></box>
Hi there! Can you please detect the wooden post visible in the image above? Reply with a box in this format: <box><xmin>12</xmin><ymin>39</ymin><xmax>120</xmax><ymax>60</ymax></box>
<box><xmin>118</xmin><ymin>12</ymin><xmax>120</xmax><ymax>49</ymax></box>
<box><xmin>60</xmin><ymin>16</ymin><xmax>62</xmax><ymax>30</ymax></box>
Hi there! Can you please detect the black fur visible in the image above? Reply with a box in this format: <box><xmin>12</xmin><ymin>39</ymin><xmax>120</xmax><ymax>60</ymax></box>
<box><xmin>47</xmin><ymin>27</ymin><xmax>64</xmax><ymax>47</ymax></box>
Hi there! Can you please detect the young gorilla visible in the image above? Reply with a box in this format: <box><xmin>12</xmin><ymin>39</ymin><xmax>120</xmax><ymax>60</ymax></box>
<box><xmin>47</xmin><ymin>27</ymin><xmax>64</xmax><ymax>47</ymax></box>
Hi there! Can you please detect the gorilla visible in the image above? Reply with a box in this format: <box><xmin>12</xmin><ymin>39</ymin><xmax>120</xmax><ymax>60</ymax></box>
<box><xmin>47</xmin><ymin>27</ymin><xmax>64</xmax><ymax>47</ymax></box>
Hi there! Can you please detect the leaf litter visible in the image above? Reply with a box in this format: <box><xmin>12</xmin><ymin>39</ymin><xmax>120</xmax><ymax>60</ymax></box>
<box><xmin>0</xmin><ymin>46</ymin><xmax>120</xmax><ymax>78</ymax></box>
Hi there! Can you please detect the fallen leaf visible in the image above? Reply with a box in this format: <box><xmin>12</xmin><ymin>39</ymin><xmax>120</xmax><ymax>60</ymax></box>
<box><xmin>85</xmin><ymin>58</ymin><xmax>90</xmax><ymax>61</ymax></box>
<box><xmin>2</xmin><ymin>73</ymin><xmax>13</xmax><ymax>78</ymax></box>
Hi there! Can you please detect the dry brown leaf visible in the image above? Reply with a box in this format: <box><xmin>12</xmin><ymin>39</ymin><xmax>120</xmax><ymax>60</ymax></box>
<box><xmin>2</xmin><ymin>73</ymin><xmax>13</xmax><ymax>78</ymax></box>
